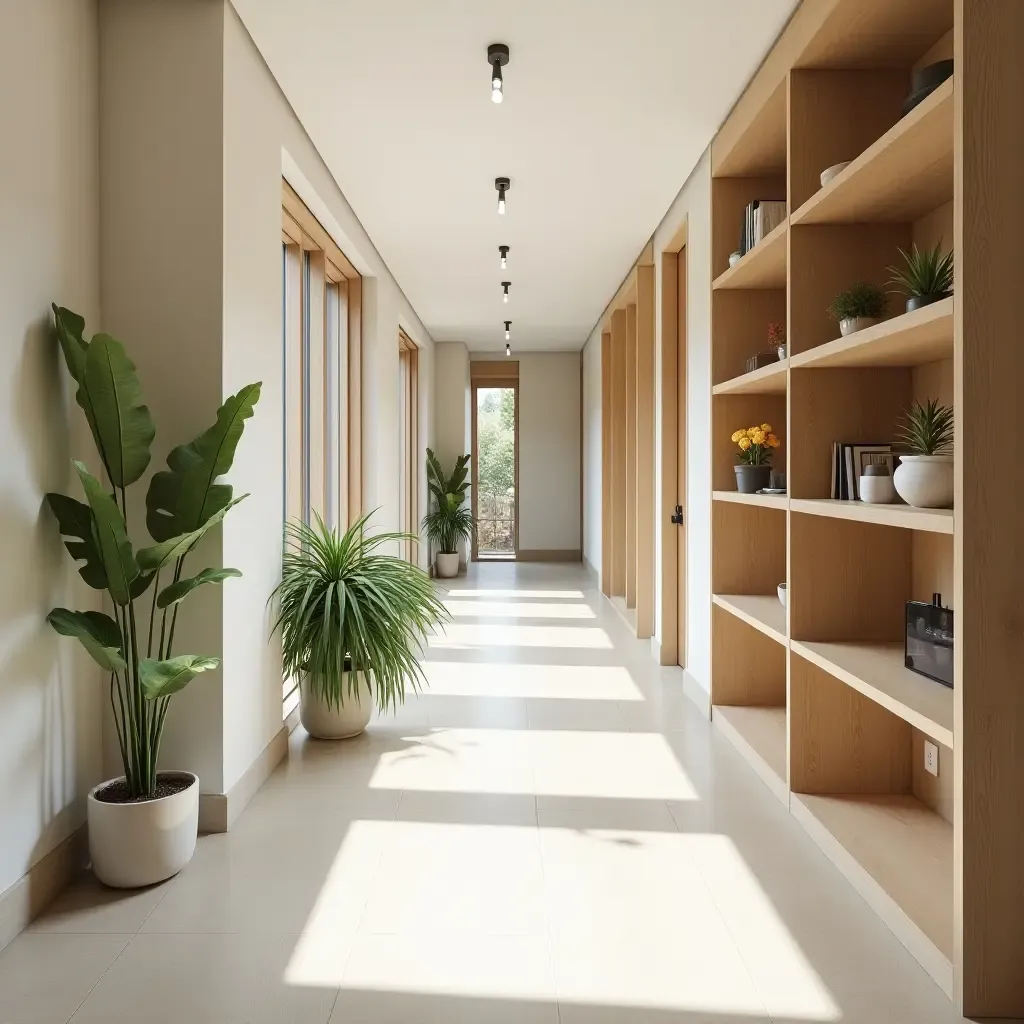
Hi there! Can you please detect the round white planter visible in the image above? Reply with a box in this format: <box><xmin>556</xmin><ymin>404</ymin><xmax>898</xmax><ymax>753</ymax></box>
<box><xmin>299</xmin><ymin>674</ymin><xmax>373</xmax><ymax>739</ymax></box>
<box><xmin>859</xmin><ymin>474</ymin><xmax>896</xmax><ymax>504</ymax></box>
<box><xmin>893</xmin><ymin>454</ymin><xmax>954</xmax><ymax>508</ymax></box>
<box><xmin>435</xmin><ymin>552</ymin><xmax>460</xmax><ymax>578</ymax></box>
<box><xmin>839</xmin><ymin>316</ymin><xmax>881</xmax><ymax>337</ymax></box>
<box><xmin>88</xmin><ymin>771</ymin><xmax>198</xmax><ymax>889</ymax></box>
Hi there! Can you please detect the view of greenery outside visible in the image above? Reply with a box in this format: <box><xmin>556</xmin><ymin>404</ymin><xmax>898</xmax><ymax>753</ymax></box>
<box><xmin>476</xmin><ymin>387</ymin><xmax>515</xmax><ymax>553</ymax></box>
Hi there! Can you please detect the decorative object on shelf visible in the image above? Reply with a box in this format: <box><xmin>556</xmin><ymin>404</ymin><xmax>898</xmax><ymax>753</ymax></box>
<box><xmin>46</xmin><ymin>305</ymin><xmax>260</xmax><ymax>888</ymax></box>
<box><xmin>777</xmin><ymin>583</ymin><xmax>787</xmax><ymax>607</ymax></box>
<box><xmin>887</xmin><ymin>242</ymin><xmax>954</xmax><ymax>313</ymax></box>
<box><xmin>758</xmin><ymin>487</ymin><xmax>787</xmax><ymax>496</ymax></box>
<box><xmin>744</xmin><ymin>352</ymin><xmax>780</xmax><ymax>373</ymax></box>
<box><xmin>893</xmin><ymin>399</ymin><xmax>954</xmax><ymax>508</ymax></box>
<box><xmin>831</xmin><ymin>443</ymin><xmax>895</xmax><ymax>500</ymax></box>
<box><xmin>859</xmin><ymin>462</ymin><xmax>897</xmax><ymax>504</ymax></box>
<box><xmin>767</xmin><ymin>321</ymin><xmax>787</xmax><ymax>361</ymax></box>
<box><xmin>731</xmin><ymin>423</ymin><xmax>781</xmax><ymax>493</ymax></box>
<box><xmin>828</xmin><ymin>282</ymin><xmax>886</xmax><ymax>337</ymax></box>
<box><xmin>819</xmin><ymin>161</ymin><xmax>852</xmax><ymax>188</ymax></box>
<box><xmin>424</xmin><ymin>449</ymin><xmax>474</xmax><ymax>577</ymax></box>
<box><xmin>902</xmin><ymin>59</ymin><xmax>954</xmax><ymax>116</ymax></box>
<box><xmin>905</xmin><ymin>593</ymin><xmax>954</xmax><ymax>687</ymax></box>
<box><xmin>770</xmin><ymin>471</ymin><xmax>786</xmax><ymax>491</ymax></box>
<box><xmin>729</xmin><ymin>250</ymin><xmax>742</xmax><ymax>268</ymax></box>
<box><xmin>738</xmin><ymin>199</ymin><xmax>786</xmax><ymax>256</ymax></box>
<box><xmin>272</xmin><ymin>512</ymin><xmax>449</xmax><ymax>741</ymax></box>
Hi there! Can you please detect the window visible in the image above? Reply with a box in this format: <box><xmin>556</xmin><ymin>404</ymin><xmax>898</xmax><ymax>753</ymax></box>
<box><xmin>398</xmin><ymin>332</ymin><xmax>419</xmax><ymax>562</ymax></box>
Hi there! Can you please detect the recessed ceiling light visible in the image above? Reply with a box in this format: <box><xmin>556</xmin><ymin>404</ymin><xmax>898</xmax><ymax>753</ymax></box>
<box><xmin>502</xmin><ymin>281</ymin><xmax>511</xmax><ymax>303</ymax></box>
<box><xmin>499</xmin><ymin>245</ymin><xmax>509</xmax><ymax>270</ymax></box>
<box><xmin>488</xmin><ymin>44</ymin><xmax>509</xmax><ymax>103</ymax></box>
<box><xmin>495</xmin><ymin>177</ymin><xmax>510</xmax><ymax>215</ymax></box>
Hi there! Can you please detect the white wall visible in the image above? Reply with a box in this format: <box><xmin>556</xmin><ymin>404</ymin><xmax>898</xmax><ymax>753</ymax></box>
<box><xmin>582</xmin><ymin>336</ymin><xmax>603</xmax><ymax>572</ymax></box>
<box><xmin>0</xmin><ymin>0</ymin><xmax>104</xmax><ymax>903</ymax></box>
<box><xmin>433</xmin><ymin>343</ymin><xmax>471</xmax><ymax>468</ymax></box>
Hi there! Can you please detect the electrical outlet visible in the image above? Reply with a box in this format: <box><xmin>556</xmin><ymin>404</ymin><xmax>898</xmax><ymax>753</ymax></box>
<box><xmin>924</xmin><ymin>739</ymin><xmax>939</xmax><ymax>777</ymax></box>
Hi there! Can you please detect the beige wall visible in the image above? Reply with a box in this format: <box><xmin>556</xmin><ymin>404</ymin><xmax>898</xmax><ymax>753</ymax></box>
<box><xmin>0</xmin><ymin>0</ymin><xmax>104</xmax><ymax>904</ymax></box>
<box><xmin>582</xmin><ymin>334</ymin><xmax>603</xmax><ymax>572</ymax></box>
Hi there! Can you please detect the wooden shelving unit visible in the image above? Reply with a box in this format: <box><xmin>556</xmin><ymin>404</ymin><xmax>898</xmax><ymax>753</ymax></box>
<box><xmin>712</xmin><ymin>593</ymin><xmax>787</xmax><ymax>644</ymax></box>
<box><xmin>791</xmin><ymin>498</ymin><xmax>953</xmax><ymax>534</ymax></box>
<box><xmin>712</xmin><ymin>359</ymin><xmax>787</xmax><ymax>395</ymax></box>
<box><xmin>713</xmin><ymin>705</ymin><xmax>788</xmax><ymax>804</ymax></box>
<box><xmin>712</xmin><ymin>490</ymin><xmax>787</xmax><ymax>511</ymax></box>
<box><xmin>712</xmin><ymin>220</ymin><xmax>787</xmax><ymax>290</ymax></box>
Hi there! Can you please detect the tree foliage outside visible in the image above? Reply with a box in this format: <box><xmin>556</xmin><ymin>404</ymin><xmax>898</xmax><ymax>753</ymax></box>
<box><xmin>476</xmin><ymin>388</ymin><xmax>515</xmax><ymax>552</ymax></box>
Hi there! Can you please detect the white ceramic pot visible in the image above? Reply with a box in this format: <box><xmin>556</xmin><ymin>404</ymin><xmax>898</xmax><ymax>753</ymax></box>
<box><xmin>435</xmin><ymin>552</ymin><xmax>460</xmax><ymax>578</ymax></box>
<box><xmin>839</xmin><ymin>316</ymin><xmax>881</xmax><ymax>337</ymax></box>
<box><xmin>299</xmin><ymin>674</ymin><xmax>373</xmax><ymax>739</ymax></box>
<box><xmin>859</xmin><ymin>474</ymin><xmax>896</xmax><ymax>504</ymax></box>
<box><xmin>88</xmin><ymin>771</ymin><xmax>198</xmax><ymax>889</ymax></box>
<box><xmin>777</xmin><ymin>583</ymin><xmax>787</xmax><ymax>607</ymax></box>
<box><xmin>820</xmin><ymin>161</ymin><xmax>852</xmax><ymax>187</ymax></box>
<box><xmin>893</xmin><ymin>455</ymin><xmax>954</xmax><ymax>508</ymax></box>
<box><xmin>777</xmin><ymin>344</ymin><xmax>787</xmax><ymax>361</ymax></box>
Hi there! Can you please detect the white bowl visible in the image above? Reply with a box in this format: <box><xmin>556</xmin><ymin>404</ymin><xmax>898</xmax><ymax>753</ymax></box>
<box><xmin>777</xmin><ymin>583</ymin><xmax>787</xmax><ymax>607</ymax></box>
<box><xmin>820</xmin><ymin>161</ymin><xmax>851</xmax><ymax>187</ymax></box>
<box><xmin>728</xmin><ymin>251</ymin><xmax>742</xmax><ymax>268</ymax></box>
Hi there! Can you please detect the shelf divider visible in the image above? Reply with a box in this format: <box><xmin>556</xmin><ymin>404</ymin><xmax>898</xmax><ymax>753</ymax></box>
<box><xmin>791</xmin><ymin>498</ymin><xmax>953</xmax><ymax>535</ymax></box>
<box><xmin>712</xmin><ymin>593</ymin><xmax>787</xmax><ymax>645</ymax></box>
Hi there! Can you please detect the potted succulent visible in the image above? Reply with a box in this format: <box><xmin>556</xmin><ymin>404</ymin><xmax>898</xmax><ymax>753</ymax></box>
<box><xmin>828</xmin><ymin>282</ymin><xmax>887</xmax><ymax>336</ymax></box>
<box><xmin>46</xmin><ymin>305</ymin><xmax>259</xmax><ymax>888</ymax></box>
<box><xmin>731</xmin><ymin>423</ymin><xmax>781</xmax><ymax>493</ymax></box>
<box><xmin>768</xmin><ymin>321</ymin><xmax>787</xmax><ymax>361</ymax></box>
<box><xmin>271</xmin><ymin>512</ymin><xmax>448</xmax><ymax>739</ymax></box>
<box><xmin>424</xmin><ymin>449</ymin><xmax>474</xmax><ymax>578</ymax></box>
<box><xmin>887</xmin><ymin>242</ymin><xmax>954</xmax><ymax>313</ymax></box>
<box><xmin>893</xmin><ymin>399</ymin><xmax>954</xmax><ymax>508</ymax></box>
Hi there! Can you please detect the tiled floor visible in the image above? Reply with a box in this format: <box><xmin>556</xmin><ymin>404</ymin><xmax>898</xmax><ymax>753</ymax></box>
<box><xmin>0</xmin><ymin>563</ymin><xmax>965</xmax><ymax>1023</ymax></box>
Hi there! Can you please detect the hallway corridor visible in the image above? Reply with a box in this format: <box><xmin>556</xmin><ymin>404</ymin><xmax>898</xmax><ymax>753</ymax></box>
<box><xmin>0</xmin><ymin>564</ymin><xmax>963</xmax><ymax>1023</ymax></box>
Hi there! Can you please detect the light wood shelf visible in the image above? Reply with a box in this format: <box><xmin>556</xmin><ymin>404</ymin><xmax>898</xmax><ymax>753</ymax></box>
<box><xmin>712</xmin><ymin>220</ymin><xmax>787</xmax><ymax>291</ymax></box>
<box><xmin>713</xmin><ymin>359</ymin><xmax>788</xmax><ymax>395</ymax></box>
<box><xmin>791</xmin><ymin>298</ymin><xmax>953</xmax><ymax>370</ymax></box>
<box><xmin>790</xmin><ymin>499</ymin><xmax>954</xmax><ymax>535</ymax></box>
<box><xmin>712</xmin><ymin>490</ymin><xmax>787</xmax><ymax>510</ymax></box>
<box><xmin>712</xmin><ymin>594</ymin><xmax>787</xmax><ymax>645</ymax></box>
<box><xmin>713</xmin><ymin>705</ymin><xmax>788</xmax><ymax>805</ymax></box>
<box><xmin>791</xmin><ymin>792</ymin><xmax>953</xmax><ymax>996</ymax></box>
<box><xmin>792</xmin><ymin>78</ymin><xmax>954</xmax><ymax>226</ymax></box>
<box><xmin>791</xmin><ymin>640</ymin><xmax>953</xmax><ymax>747</ymax></box>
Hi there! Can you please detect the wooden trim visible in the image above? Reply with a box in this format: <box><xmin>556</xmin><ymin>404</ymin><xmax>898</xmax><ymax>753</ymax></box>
<box><xmin>635</xmin><ymin>265</ymin><xmax>656</xmax><ymax>639</ymax></box>
<box><xmin>609</xmin><ymin>309</ymin><xmax>627</xmax><ymax>597</ymax></box>
<box><xmin>470</xmin><ymin>378</ymin><xmax>520</xmax><ymax>561</ymax></box>
<box><xmin>517</xmin><ymin>549</ymin><xmax>582</xmax><ymax>563</ymax></box>
<box><xmin>282</xmin><ymin>180</ymin><xmax>359</xmax><ymax>280</ymax></box>
<box><xmin>471</xmin><ymin>359</ymin><xmax>519</xmax><ymax>380</ymax></box>
<box><xmin>347</xmin><ymin>277</ymin><xmax>362</xmax><ymax>522</ymax></box>
<box><xmin>600</xmin><ymin>331</ymin><xmax>612</xmax><ymax>596</ymax></box>
<box><xmin>625</xmin><ymin>302</ymin><xmax>638</xmax><ymax>610</ymax></box>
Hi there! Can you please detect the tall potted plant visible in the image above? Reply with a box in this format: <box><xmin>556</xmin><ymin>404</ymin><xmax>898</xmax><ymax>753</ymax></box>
<box><xmin>271</xmin><ymin>513</ymin><xmax>448</xmax><ymax>739</ymax></box>
<box><xmin>46</xmin><ymin>305</ymin><xmax>259</xmax><ymax>888</ymax></box>
<box><xmin>423</xmin><ymin>449</ymin><xmax>474</xmax><ymax>578</ymax></box>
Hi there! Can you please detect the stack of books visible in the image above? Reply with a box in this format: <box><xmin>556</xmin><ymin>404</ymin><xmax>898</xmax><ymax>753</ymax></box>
<box><xmin>831</xmin><ymin>442</ymin><xmax>896</xmax><ymax>500</ymax></box>
<box><xmin>739</xmin><ymin>200</ymin><xmax>787</xmax><ymax>256</ymax></box>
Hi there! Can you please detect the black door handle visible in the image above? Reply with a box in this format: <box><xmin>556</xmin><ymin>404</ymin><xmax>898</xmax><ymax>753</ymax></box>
<box><xmin>671</xmin><ymin>505</ymin><xmax>684</xmax><ymax>525</ymax></box>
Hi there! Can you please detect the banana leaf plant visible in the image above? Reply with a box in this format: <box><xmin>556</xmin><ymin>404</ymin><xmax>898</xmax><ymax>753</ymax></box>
<box><xmin>423</xmin><ymin>449</ymin><xmax>474</xmax><ymax>555</ymax></box>
<box><xmin>46</xmin><ymin>304</ymin><xmax>260</xmax><ymax>799</ymax></box>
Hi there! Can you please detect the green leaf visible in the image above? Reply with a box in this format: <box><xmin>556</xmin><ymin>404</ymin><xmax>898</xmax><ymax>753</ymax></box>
<box><xmin>139</xmin><ymin>654</ymin><xmax>220</xmax><ymax>700</ymax></box>
<box><xmin>130</xmin><ymin>571</ymin><xmax>156</xmax><ymax>599</ymax></box>
<box><xmin>47</xmin><ymin>607</ymin><xmax>125</xmax><ymax>672</ymax></box>
<box><xmin>73</xmin><ymin>461</ymin><xmax>139</xmax><ymax>605</ymax></box>
<box><xmin>82</xmin><ymin>334</ymin><xmax>155</xmax><ymax>488</ymax></box>
<box><xmin>157</xmin><ymin>567</ymin><xmax>242</xmax><ymax>609</ymax></box>
<box><xmin>146</xmin><ymin>383</ymin><xmax>261</xmax><ymax>541</ymax></box>
<box><xmin>137</xmin><ymin>495</ymin><xmax>247</xmax><ymax>572</ymax></box>
<box><xmin>52</xmin><ymin>305</ymin><xmax>88</xmax><ymax>382</ymax></box>
<box><xmin>46</xmin><ymin>492</ymin><xmax>107</xmax><ymax>590</ymax></box>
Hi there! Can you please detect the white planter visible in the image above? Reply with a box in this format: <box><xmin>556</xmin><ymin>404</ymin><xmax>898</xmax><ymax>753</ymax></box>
<box><xmin>859</xmin><ymin>474</ymin><xmax>896</xmax><ymax>504</ymax></box>
<box><xmin>839</xmin><ymin>316</ymin><xmax>881</xmax><ymax>337</ymax></box>
<box><xmin>777</xmin><ymin>583</ymin><xmax>787</xmax><ymax>607</ymax></box>
<box><xmin>777</xmin><ymin>344</ymin><xmax>787</xmax><ymax>361</ymax></box>
<box><xmin>893</xmin><ymin>454</ymin><xmax>954</xmax><ymax>509</ymax></box>
<box><xmin>88</xmin><ymin>771</ymin><xmax>198</xmax><ymax>889</ymax></box>
<box><xmin>299</xmin><ymin>674</ymin><xmax>373</xmax><ymax>739</ymax></box>
<box><xmin>436</xmin><ymin>552</ymin><xmax>460</xmax><ymax>578</ymax></box>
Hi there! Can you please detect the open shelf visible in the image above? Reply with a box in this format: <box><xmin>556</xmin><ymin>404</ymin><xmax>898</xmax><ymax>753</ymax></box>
<box><xmin>713</xmin><ymin>359</ymin><xmax>788</xmax><ymax>395</ymax></box>
<box><xmin>791</xmin><ymin>499</ymin><xmax>953</xmax><ymax>535</ymax></box>
<box><xmin>791</xmin><ymin>298</ymin><xmax>953</xmax><ymax>370</ymax></box>
<box><xmin>713</xmin><ymin>490</ymin><xmax>787</xmax><ymax>510</ymax></box>
<box><xmin>713</xmin><ymin>705</ymin><xmax>788</xmax><ymax>804</ymax></box>
<box><xmin>791</xmin><ymin>640</ymin><xmax>953</xmax><ymax>747</ymax></box>
<box><xmin>712</xmin><ymin>220</ymin><xmax>788</xmax><ymax>290</ymax></box>
<box><xmin>791</xmin><ymin>792</ymin><xmax>953</xmax><ymax>995</ymax></box>
<box><xmin>792</xmin><ymin>79</ymin><xmax>953</xmax><ymax>227</ymax></box>
<box><xmin>712</xmin><ymin>593</ymin><xmax>787</xmax><ymax>644</ymax></box>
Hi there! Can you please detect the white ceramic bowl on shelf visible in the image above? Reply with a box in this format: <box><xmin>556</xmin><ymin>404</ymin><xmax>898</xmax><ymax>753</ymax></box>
<box><xmin>777</xmin><ymin>583</ymin><xmax>787</xmax><ymax>607</ymax></box>
<box><xmin>820</xmin><ymin>161</ymin><xmax>851</xmax><ymax>187</ymax></box>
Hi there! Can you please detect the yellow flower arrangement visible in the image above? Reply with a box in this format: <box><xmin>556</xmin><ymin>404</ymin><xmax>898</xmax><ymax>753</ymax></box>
<box><xmin>732</xmin><ymin>423</ymin><xmax>780</xmax><ymax>465</ymax></box>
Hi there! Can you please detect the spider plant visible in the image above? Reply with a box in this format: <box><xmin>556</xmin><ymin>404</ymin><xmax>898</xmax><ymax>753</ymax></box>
<box><xmin>887</xmin><ymin>242</ymin><xmax>954</xmax><ymax>299</ymax></box>
<box><xmin>896</xmin><ymin>399</ymin><xmax>954</xmax><ymax>456</ymax></box>
<box><xmin>271</xmin><ymin>512</ymin><xmax>449</xmax><ymax>712</ymax></box>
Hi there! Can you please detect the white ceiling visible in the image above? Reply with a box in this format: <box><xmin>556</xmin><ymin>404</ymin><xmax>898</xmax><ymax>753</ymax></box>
<box><xmin>233</xmin><ymin>0</ymin><xmax>796</xmax><ymax>351</ymax></box>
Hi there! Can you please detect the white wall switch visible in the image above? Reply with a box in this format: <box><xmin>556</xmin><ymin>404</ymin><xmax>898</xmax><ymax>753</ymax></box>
<box><xmin>924</xmin><ymin>739</ymin><xmax>939</xmax><ymax>777</ymax></box>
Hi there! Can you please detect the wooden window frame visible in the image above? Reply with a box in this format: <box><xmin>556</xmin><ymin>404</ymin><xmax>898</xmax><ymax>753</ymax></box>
<box><xmin>399</xmin><ymin>331</ymin><xmax>419</xmax><ymax>562</ymax></box>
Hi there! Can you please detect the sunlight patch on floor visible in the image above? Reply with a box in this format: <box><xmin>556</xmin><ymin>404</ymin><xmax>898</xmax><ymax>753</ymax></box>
<box><xmin>443</xmin><ymin>600</ymin><xmax>596</xmax><ymax>620</ymax></box>
<box><xmin>418</xmin><ymin>662</ymin><xmax>644</xmax><ymax>700</ymax></box>
<box><xmin>441</xmin><ymin>589</ymin><xmax>585</xmax><ymax>599</ymax></box>
<box><xmin>428</xmin><ymin>624</ymin><xmax>612</xmax><ymax>649</ymax></box>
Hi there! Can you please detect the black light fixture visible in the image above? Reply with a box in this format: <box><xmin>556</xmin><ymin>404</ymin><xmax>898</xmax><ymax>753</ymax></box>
<box><xmin>504</xmin><ymin>320</ymin><xmax>511</xmax><ymax>341</ymax></box>
<box><xmin>506</xmin><ymin>342</ymin><xmax>511</xmax><ymax>357</ymax></box>
<box><xmin>502</xmin><ymin>281</ymin><xmax>511</xmax><ymax>303</ymax></box>
<box><xmin>495</xmin><ymin>177</ymin><xmax>510</xmax><ymax>215</ymax></box>
<box><xmin>488</xmin><ymin>44</ymin><xmax>509</xmax><ymax>103</ymax></box>
<box><xmin>499</xmin><ymin>245</ymin><xmax>509</xmax><ymax>270</ymax></box>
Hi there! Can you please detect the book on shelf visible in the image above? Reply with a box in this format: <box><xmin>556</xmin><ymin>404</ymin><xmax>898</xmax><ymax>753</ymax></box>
<box><xmin>739</xmin><ymin>199</ymin><xmax>786</xmax><ymax>255</ymax></box>
<box><xmin>830</xmin><ymin>443</ymin><xmax>896</xmax><ymax>500</ymax></box>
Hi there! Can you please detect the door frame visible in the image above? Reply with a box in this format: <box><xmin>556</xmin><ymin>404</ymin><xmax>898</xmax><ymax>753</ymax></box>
<box><xmin>470</xmin><ymin>375</ymin><xmax>520</xmax><ymax>561</ymax></box>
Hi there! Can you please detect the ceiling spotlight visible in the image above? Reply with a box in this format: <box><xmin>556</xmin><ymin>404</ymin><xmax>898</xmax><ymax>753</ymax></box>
<box><xmin>506</xmin><ymin>342</ymin><xmax>511</xmax><ymax>357</ymax></box>
<box><xmin>504</xmin><ymin>320</ymin><xmax>511</xmax><ymax>341</ymax></box>
<box><xmin>499</xmin><ymin>245</ymin><xmax>509</xmax><ymax>270</ymax></box>
<box><xmin>502</xmin><ymin>281</ymin><xmax>511</xmax><ymax>303</ymax></box>
<box><xmin>495</xmin><ymin>176</ymin><xmax>510</xmax><ymax>215</ymax></box>
<box><xmin>488</xmin><ymin>44</ymin><xmax>509</xmax><ymax>103</ymax></box>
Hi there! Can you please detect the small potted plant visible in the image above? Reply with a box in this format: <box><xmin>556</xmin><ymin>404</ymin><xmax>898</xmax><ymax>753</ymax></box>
<box><xmin>271</xmin><ymin>512</ymin><xmax>449</xmax><ymax>740</ymax></box>
<box><xmin>893</xmin><ymin>399</ymin><xmax>954</xmax><ymax>508</ymax></box>
<box><xmin>424</xmin><ymin>449</ymin><xmax>474</xmax><ymax>578</ymax></box>
<box><xmin>828</xmin><ymin>282</ymin><xmax>887</xmax><ymax>337</ymax></box>
<box><xmin>768</xmin><ymin>321</ymin><xmax>787</xmax><ymax>361</ymax></box>
<box><xmin>46</xmin><ymin>305</ymin><xmax>260</xmax><ymax>888</ymax></box>
<box><xmin>731</xmin><ymin>423</ymin><xmax>781</xmax><ymax>493</ymax></box>
<box><xmin>887</xmin><ymin>242</ymin><xmax>953</xmax><ymax>313</ymax></box>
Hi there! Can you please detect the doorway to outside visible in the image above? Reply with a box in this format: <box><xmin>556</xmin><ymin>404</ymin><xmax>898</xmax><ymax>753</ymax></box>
<box><xmin>472</xmin><ymin>380</ymin><xmax>518</xmax><ymax>560</ymax></box>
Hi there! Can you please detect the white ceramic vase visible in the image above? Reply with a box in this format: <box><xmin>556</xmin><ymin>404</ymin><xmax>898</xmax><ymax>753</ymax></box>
<box><xmin>299</xmin><ymin>675</ymin><xmax>373</xmax><ymax>739</ymax></box>
<box><xmin>859</xmin><ymin>474</ymin><xmax>896</xmax><ymax>504</ymax></box>
<box><xmin>87</xmin><ymin>771</ymin><xmax>199</xmax><ymax>889</ymax></box>
<box><xmin>893</xmin><ymin>455</ymin><xmax>954</xmax><ymax>508</ymax></box>
<box><xmin>839</xmin><ymin>316</ymin><xmax>881</xmax><ymax>337</ymax></box>
<box><xmin>435</xmin><ymin>552</ymin><xmax>459</xmax><ymax>578</ymax></box>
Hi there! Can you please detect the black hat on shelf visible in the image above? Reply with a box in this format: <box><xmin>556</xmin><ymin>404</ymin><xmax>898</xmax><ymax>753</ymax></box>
<box><xmin>901</xmin><ymin>59</ymin><xmax>954</xmax><ymax>116</ymax></box>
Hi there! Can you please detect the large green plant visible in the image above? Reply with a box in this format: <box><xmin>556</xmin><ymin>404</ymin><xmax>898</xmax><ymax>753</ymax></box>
<box><xmin>423</xmin><ymin>449</ymin><xmax>474</xmax><ymax>555</ymax></box>
<box><xmin>46</xmin><ymin>305</ymin><xmax>260</xmax><ymax>798</ymax></box>
<box><xmin>271</xmin><ymin>512</ymin><xmax>448</xmax><ymax>711</ymax></box>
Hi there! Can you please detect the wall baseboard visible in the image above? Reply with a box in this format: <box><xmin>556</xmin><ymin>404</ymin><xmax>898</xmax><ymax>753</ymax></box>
<box><xmin>583</xmin><ymin>556</ymin><xmax>600</xmax><ymax>584</ymax></box>
<box><xmin>198</xmin><ymin>723</ymin><xmax>289</xmax><ymax>834</ymax></box>
<box><xmin>683</xmin><ymin>669</ymin><xmax>712</xmax><ymax>719</ymax></box>
<box><xmin>517</xmin><ymin>549</ymin><xmax>582</xmax><ymax>563</ymax></box>
<box><xmin>0</xmin><ymin>825</ymin><xmax>88</xmax><ymax>955</ymax></box>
